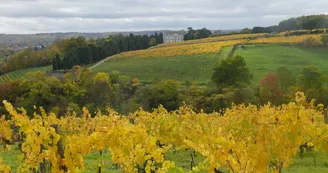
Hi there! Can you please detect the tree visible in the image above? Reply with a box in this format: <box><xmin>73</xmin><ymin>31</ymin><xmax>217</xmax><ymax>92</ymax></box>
<box><xmin>211</xmin><ymin>55</ymin><xmax>252</xmax><ymax>88</ymax></box>
<box><xmin>128</xmin><ymin>34</ymin><xmax>136</xmax><ymax>51</ymax></box>
<box><xmin>276</xmin><ymin>67</ymin><xmax>293</xmax><ymax>92</ymax></box>
<box><xmin>149</xmin><ymin>38</ymin><xmax>157</xmax><ymax>47</ymax></box>
<box><xmin>184</xmin><ymin>27</ymin><xmax>194</xmax><ymax>40</ymax></box>
<box><xmin>277</xmin><ymin>15</ymin><xmax>328</xmax><ymax>33</ymax></box>
<box><xmin>278</xmin><ymin>18</ymin><xmax>299</xmax><ymax>34</ymax></box>
<box><xmin>155</xmin><ymin>33</ymin><xmax>162</xmax><ymax>45</ymax></box>
<box><xmin>240</xmin><ymin>28</ymin><xmax>251</xmax><ymax>34</ymax></box>
<box><xmin>85</xmin><ymin>72</ymin><xmax>112</xmax><ymax>110</ymax></box>
<box><xmin>183</xmin><ymin>27</ymin><xmax>212</xmax><ymax>40</ymax></box>
<box><xmin>298</xmin><ymin>65</ymin><xmax>324</xmax><ymax>90</ymax></box>
<box><xmin>321</xmin><ymin>34</ymin><xmax>328</xmax><ymax>46</ymax></box>
<box><xmin>301</xmin><ymin>16</ymin><xmax>321</xmax><ymax>32</ymax></box>
<box><xmin>142</xmin><ymin>35</ymin><xmax>150</xmax><ymax>48</ymax></box>
<box><xmin>52</xmin><ymin>57</ymin><xmax>58</xmax><ymax>71</ymax></box>
<box><xmin>87</xmin><ymin>47</ymin><xmax>93</xmax><ymax>63</ymax></box>
<box><xmin>259</xmin><ymin>73</ymin><xmax>283</xmax><ymax>105</ymax></box>
<box><xmin>55</xmin><ymin>53</ymin><xmax>61</xmax><ymax>70</ymax></box>
<box><xmin>77</xmin><ymin>46</ymin><xmax>89</xmax><ymax>65</ymax></box>
<box><xmin>136</xmin><ymin>80</ymin><xmax>181</xmax><ymax>111</ymax></box>
<box><xmin>252</xmin><ymin>26</ymin><xmax>278</xmax><ymax>33</ymax></box>
<box><xmin>198</xmin><ymin>28</ymin><xmax>212</xmax><ymax>38</ymax></box>
<box><xmin>62</xmin><ymin>54</ymin><xmax>74</xmax><ymax>70</ymax></box>
<box><xmin>17</xmin><ymin>72</ymin><xmax>67</xmax><ymax>115</ymax></box>
<box><xmin>297</xmin><ymin>65</ymin><xmax>327</xmax><ymax>104</ymax></box>
<box><xmin>159</xmin><ymin>33</ymin><xmax>164</xmax><ymax>43</ymax></box>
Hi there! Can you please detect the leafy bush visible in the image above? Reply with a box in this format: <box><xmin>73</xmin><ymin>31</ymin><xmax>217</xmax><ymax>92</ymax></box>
<box><xmin>290</xmin><ymin>30</ymin><xmax>308</xmax><ymax>36</ymax></box>
<box><xmin>321</xmin><ymin>34</ymin><xmax>328</xmax><ymax>46</ymax></box>
<box><xmin>310</xmin><ymin>29</ymin><xmax>325</xmax><ymax>34</ymax></box>
<box><xmin>302</xmin><ymin>36</ymin><xmax>322</xmax><ymax>47</ymax></box>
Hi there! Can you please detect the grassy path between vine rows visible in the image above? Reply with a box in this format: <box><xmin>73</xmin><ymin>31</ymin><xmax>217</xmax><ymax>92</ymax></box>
<box><xmin>1</xmin><ymin>145</ymin><xmax>328</xmax><ymax>172</ymax></box>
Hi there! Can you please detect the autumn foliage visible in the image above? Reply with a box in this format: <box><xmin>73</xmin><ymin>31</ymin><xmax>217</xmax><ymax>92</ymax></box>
<box><xmin>1</xmin><ymin>92</ymin><xmax>328</xmax><ymax>173</ymax></box>
<box><xmin>259</xmin><ymin>73</ymin><xmax>283</xmax><ymax>105</ymax></box>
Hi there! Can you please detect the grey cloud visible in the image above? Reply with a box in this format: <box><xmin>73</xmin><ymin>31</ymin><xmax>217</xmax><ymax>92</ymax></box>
<box><xmin>0</xmin><ymin>0</ymin><xmax>327</xmax><ymax>34</ymax></box>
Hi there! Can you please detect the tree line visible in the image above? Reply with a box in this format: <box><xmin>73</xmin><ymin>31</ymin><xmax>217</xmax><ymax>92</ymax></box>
<box><xmin>184</xmin><ymin>15</ymin><xmax>328</xmax><ymax>37</ymax></box>
<box><xmin>1</xmin><ymin>55</ymin><xmax>328</xmax><ymax>117</ymax></box>
<box><xmin>52</xmin><ymin>33</ymin><xmax>164</xmax><ymax>71</ymax></box>
<box><xmin>0</xmin><ymin>33</ymin><xmax>164</xmax><ymax>73</ymax></box>
<box><xmin>278</xmin><ymin>15</ymin><xmax>328</xmax><ymax>33</ymax></box>
<box><xmin>240</xmin><ymin>14</ymin><xmax>328</xmax><ymax>34</ymax></box>
<box><xmin>183</xmin><ymin>27</ymin><xmax>212</xmax><ymax>40</ymax></box>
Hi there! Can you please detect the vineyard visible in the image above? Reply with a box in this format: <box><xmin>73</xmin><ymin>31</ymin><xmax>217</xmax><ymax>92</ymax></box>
<box><xmin>111</xmin><ymin>34</ymin><xmax>323</xmax><ymax>61</ymax></box>
<box><xmin>0</xmin><ymin>66</ymin><xmax>52</xmax><ymax>83</ymax></box>
<box><xmin>112</xmin><ymin>40</ymin><xmax>246</xmax><ymax>60</ymax></box>
<box><xmin>248</xmin><ymin>35</ymin><xmax>322</xmax><ymax>45</ymax></box>
<box><xmin>231</xmin><ymin>44</ymin><xmax>328</xmax><ymax>83</ymax></box>
<box><xmin>93</xmin><ymin>53</ymin><xmax>226</xmax><ymax>83</ymax></box>
<box><xmin>155</xmin><ymin>33</ymin><xmax>267</xmax><ymax>48</ymax></box>
<box><xmin>1</xmin><ymin>92</ymin><xmax>328</xmax><ymax>173</ymax></box>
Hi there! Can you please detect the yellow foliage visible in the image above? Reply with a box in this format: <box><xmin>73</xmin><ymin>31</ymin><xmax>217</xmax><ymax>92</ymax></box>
<box><xmin>156</xmin><ymin>33</ymin><xmax>267</xmax><ymax>48</ymax></box>
<box><xmin>1</xmin><ymin>92</ymin><xmax>328</xmax><ymax>173</ymax></box>
<box><xmin>113</xmin><ymin>39</ymin><xmax>247</xmax><ymax>60</ymax></box>
<box><xmin>0</xmin><ymin>158</ymin><xmax>11</xmax><ymax>173</ymax></box>
<box><xmin>110</xmin><ymin>34</ymin><xmax>323</xmax><ymax>61</ymax></box>
<box><xmin>249</xmin><ymin>34</ymin><xmax>322</xmax><ymax>44</ymax></box>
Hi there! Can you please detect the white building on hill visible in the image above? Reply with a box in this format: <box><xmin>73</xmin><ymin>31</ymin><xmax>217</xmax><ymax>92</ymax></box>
<box><xmin>163</xmin><ymin>33</ymin><xmax>184</xmax><ymax>43</ymax></box>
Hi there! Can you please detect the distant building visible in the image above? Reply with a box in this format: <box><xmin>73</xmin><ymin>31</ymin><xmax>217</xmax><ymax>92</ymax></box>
<box><xmin>163</xmin><ymin>33</ymin><xmax>184</xmax><ymax>43</ymax></box>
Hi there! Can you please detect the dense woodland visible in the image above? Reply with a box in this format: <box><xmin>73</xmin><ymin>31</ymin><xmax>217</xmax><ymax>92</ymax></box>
<box><xmin>52</xmin><ymin>33</ymin><xmax>164</xmax><ymax>71</ymax></box>
<box><xmin>0</xmin><ymin>33</ymin><xmax>164</xmax><ymax>73</ymax></box>
<box><xmin>252</xmin><ymin>15</ymin><xmax>328</xmax><ymax>34</ymax></box>
<box><xmin>0</xmin><ymin>48</ymin><xmax>16</xmax><ymax>74</ymax></box>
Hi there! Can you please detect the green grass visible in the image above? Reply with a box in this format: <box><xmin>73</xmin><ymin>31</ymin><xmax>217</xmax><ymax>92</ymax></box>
<box><xmin>93</xmin><ymin>48</ymin><xmax>231</xmax><ymax>84</ymax></box>
<box><xmin>0</xmin><ymin>65</ymin><xmax>52</xmax><ymax>83</ymax></box>
<box><xmin>94</xmin><ymin>44</ymin><xmax>328</xmax><ymax>85</ymax></box>
<box><xmin>1</xmin><ymin>146</ymin><xmax>327</xmax><ymax>172</ymax></box>
<box><xmin>0</xmin><ymin>146</ymin><xmax>205</xmax><ymax>173</ymax></box>
<box><xmin>284</xmin><ymin>152</ymin><xmax>328</xmax><ymax>173</ymax></box>
<box><xmin>231</xmin><ymin>44</ymin><xmax>328</xmax><ymax>84</ymax></box>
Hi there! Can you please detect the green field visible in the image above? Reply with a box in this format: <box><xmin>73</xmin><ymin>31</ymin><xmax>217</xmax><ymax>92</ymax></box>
<box><xmin>0</xmin><ymin>65</ymin><xmax>52</xmax><ymax>83</ymax></box>
<box><xmin>94</xmin><ymin>44</ymin><xmax>328</xmax><ymax>85</ymax></box>
<box><xmin>1</xmin><ymin>146</ymin><xmax>327</xmax><ymax>172</ymax></box>
<box><xmin>231</xmin><ymin>44</ymin><xmax>328</xmax><ymax>84</ymax></box>
<box><xmin>93</xmin><ymin>48</ymin><xmax>231</xmax><ymax>84</ymax></box>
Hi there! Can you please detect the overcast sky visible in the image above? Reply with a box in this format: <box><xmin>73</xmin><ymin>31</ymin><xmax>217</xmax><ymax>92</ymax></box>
<box><xmin>0</xmin><ymin>0</ymin><xmax>327</xmax><ymax>34</ymax></box>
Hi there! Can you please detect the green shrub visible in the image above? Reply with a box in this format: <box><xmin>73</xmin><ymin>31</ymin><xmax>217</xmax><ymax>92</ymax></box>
<box><xmin>321</xmin><ymin>34</ymin><xmax>328</xmax><ymax>46</ymax></box>
<box><xmin>290</xmin><ymin>30</ymin><xmax>308</xmax><ymax>36</ymax></box>
<box><xmin>302</xmin><ymin>36</ymin><xmax>322</xmax><ymax>47</ymax></box>
<box><xmin>310</xmin><ymin>29</ymin><xmax>325</xmax><ymax>34</ymax></box>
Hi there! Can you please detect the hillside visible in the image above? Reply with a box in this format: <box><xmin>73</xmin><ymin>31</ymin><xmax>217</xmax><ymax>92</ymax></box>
<box><xmin>0</xmin><ymin>65</ymin><xmax>52</xmax><ymax>83</ymax></box>
<box><xmin>226</xmin><ymin>45</ymin><xmax>328</xmax><ymax>83</ymax></box>
<box><xmin>93</xmin><ymin>33</ymin><xmax>326</xmax><ymax>84</ymax></box>
<box><xmin>93</xmin><ymin>51</ymin><xmax>229</xmax><ymax>84</ymax></box>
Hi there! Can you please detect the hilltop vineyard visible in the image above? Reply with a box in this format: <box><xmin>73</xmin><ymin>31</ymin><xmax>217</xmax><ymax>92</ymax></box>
<box><xmin>112</xmin><ymin>34</ymin><xmax>324</xmax><ymax>60</ymax></box>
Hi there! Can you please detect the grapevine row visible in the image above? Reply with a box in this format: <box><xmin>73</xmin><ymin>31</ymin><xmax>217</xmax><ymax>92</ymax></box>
<box><xmin>112</xmin><ymin>35</ymin><xmax>323</xmax><ymax>60</ymax></box>
<box><xmin>1</xmin><ymin>92</ymin><xmax>328</xmax><ymax>173</ymax></box>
